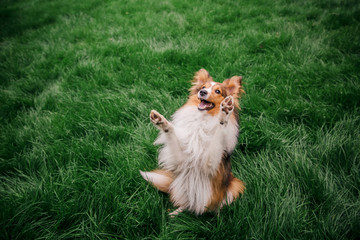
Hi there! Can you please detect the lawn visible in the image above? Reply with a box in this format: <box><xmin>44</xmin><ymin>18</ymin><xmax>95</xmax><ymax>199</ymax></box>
<box><xmin>1</xmin><ymin>0</ymin><xmax>359</xmax><ymax>239</ymax></box>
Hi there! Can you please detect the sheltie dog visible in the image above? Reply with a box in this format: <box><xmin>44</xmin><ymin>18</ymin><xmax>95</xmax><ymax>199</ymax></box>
<box><xmin>140</xmin><ymin>69</ymin><xmax>245</xmax><ymax>216</ymax></box>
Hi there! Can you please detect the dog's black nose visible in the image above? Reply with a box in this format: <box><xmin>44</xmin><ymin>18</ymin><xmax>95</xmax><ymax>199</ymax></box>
<box><xmin>199</xmin><ymin>89</ymin><xmax>207</xmax><ymax>97</ymax></box>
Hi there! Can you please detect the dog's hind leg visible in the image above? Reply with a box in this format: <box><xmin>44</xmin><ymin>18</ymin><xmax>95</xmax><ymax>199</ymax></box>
<box><xmin>140</xmin><ymin>169</ymin><xmax>173</xmax><ymax>193</ymax></box>
<box><xmin>222</xmin><ymin>177</ymin><xmax>245</xmax><ymax>206</ymax></box>
<box><xmin>169</xmin><ymin>207</ymin><xmax>184</xmax><ymax>217</ymax></box>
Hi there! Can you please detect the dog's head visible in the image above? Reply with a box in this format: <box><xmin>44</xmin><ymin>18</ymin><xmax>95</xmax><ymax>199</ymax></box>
<box><xmin>188</xmin><ymin>69</ymin><xmax>244</xmax><ymax>116</ymax></box>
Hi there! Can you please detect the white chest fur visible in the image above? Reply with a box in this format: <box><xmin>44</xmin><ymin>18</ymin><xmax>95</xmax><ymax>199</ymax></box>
<box><xmin>154</xmin><ymin>106</ymin><xmax>238</xmax><ymax>214</ymax></box>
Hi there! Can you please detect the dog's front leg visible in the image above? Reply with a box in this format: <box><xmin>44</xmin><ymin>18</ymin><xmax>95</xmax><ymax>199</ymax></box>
<box><xmin>219</xmin><ymin>96</ymin><xmax>234</xmax><ymax>126</ymax></box>
<box><xmin>150</xmin><ymin>110</ymin><xmax>172</xmax><ymax>132</ymax></box>
<box><xmin>204</xmin><ymin>127</ymin><xmax>224</xmax><ymax>176</ymax></box>
<box><xmin>204</xmin><ymin>96</ymin><xmax>235</xmax><ymax>175</ymax></box>
<box><xmin>150</xmin><ymin>110</ymin><xmax>183</xmax><ymax>167</ymax></box>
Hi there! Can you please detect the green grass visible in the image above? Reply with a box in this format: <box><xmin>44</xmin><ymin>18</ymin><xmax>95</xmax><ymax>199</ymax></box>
<box><xmin>1</xmin><ymin>0</ymin><xmax>359</xmax><ymax>239</ymax></box>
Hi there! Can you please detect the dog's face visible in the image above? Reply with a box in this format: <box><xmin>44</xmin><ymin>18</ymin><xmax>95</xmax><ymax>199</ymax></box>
<box><xmin>188</xmin><ymin>69</ymin><xmax>244</xmax><ymax>116</ymax></box>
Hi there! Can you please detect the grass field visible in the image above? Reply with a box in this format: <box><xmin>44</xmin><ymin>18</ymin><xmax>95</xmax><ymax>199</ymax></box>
<box><xmin>1</xmin><ymin>0</ymin><xmax>360</xmax><ymax>239</ymax></box>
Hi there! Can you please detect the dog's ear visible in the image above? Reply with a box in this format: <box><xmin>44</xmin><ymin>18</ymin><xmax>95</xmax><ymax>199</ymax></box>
<box><xmin>192</xmin><ymin>69</ymin><xmax>213</xmax><ymax>85</ymax></box>
<box><xmin>223</xmin><ymin>76</ymin><xmax>244</xmax><ymax>98</ymax></box>
<box><xmin>190</xmin><ymin>69</ymin><xmax>213</xmax><ymax>95</ymax></box>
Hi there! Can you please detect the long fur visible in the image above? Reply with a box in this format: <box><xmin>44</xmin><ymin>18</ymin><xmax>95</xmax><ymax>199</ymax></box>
<box><xmin>141</xmin><ymin>69</ymin><xmax>245</xmax><ymax>215</ymax></box>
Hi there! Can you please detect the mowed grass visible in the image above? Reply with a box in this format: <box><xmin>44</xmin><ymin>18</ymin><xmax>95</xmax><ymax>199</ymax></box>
<box><xmin>1</xmin><ymin>0</ymin><xmax>359</xmax><ymax>239</ymax></box>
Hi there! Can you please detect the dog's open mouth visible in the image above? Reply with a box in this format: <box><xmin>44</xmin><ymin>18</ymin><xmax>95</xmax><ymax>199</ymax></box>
<box><xmin>198</xmin><ymin>99</ymin><xmax>215</xmax><ymax>111</ymax></box>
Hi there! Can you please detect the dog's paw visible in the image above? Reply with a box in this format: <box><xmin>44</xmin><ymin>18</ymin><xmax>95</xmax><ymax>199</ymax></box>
<box><xmin>150</xmin><ymin>110</ymin><xmax>163</xmax><ymax>125</ymax></box>
<box><xmin>219</xmin><ymin>96</ymin><xmax>234</xmax><ymax>125</ymax></box>
<box><xmin>150</xmin><ymin>110</ymin><xmax>169</xmax><ymax>132</ymax></box>
<box><xmin>169</xmin><ymin>207</ymin><xmax>184</xmax><ymax>218</ymax></box>
<box><xmin>221</xmin><ymin>96</ymin><xmax>234</xmax><ymax>115</ymax></box>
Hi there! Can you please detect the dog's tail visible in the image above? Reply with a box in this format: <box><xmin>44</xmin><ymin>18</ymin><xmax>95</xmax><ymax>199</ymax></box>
<box><xmin>140</xmin><ymin>169</ymin><xmax>173</xmax><ymax>193</ymax></box>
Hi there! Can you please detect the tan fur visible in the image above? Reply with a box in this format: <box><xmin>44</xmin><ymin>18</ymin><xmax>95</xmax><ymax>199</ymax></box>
<box><xmin>207</xmin><ymin>163</ymin><xmax>228</xmax><ymax>211</ymax></box>
<box><xmin>145</xmin><ymin>170</ymin><xmax>173</xmax><ymax>193</ymax></box>
<box><xmin>207</xmin><ymin>166</ymin><xmax>245</xmax><ymax>211</ymax></box>
<box><xmin>190</xmin><ymin>68</ymin><xmax>214</xmax><ymax>95</ymax></box>
<box><xmin>228</xmin><ymin>177</ymin><xmax>246</xmax><ymax>200</ymax></box>
<box><xmin>223</xmin><ymin>76</ymin><xmax>244</xmax><ymax>110</ymax></box>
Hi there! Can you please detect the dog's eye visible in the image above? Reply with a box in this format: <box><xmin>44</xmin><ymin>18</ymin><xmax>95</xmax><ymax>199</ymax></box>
<box><xmin>202</xmin><ymin>86</ymin><xmax>205</xmax><ymax>89</ymax></box>
<box><xmin>215</xmin><ymin>90</ymin><xmax>221</xmax><ymax>94</ymax></box>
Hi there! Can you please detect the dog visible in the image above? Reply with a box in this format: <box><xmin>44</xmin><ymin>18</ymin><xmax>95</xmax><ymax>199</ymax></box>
<box><xmin>140</xmin><ymin>69</ymin><xmax>245</xmax><ymax>216</ymax></box>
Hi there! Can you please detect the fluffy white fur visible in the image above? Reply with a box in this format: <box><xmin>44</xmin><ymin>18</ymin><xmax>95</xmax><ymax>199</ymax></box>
<box><xmin>153</xmin><ymin>103</ymin><xmax>238</xmax><ymax>214</ymax></box>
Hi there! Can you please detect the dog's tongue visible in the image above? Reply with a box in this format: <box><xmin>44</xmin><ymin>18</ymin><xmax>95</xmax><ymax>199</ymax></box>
<box><xmin>199</xmin><ymin>100</ymin><xmax>212</xmax><ymax>110</ymax></box>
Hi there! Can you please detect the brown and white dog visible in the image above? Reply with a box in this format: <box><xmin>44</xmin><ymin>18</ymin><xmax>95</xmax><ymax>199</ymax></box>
<box><xmin>140</xmin><ymin>69</ymin><xmax>245</xmax><ymax>216</ymax></box>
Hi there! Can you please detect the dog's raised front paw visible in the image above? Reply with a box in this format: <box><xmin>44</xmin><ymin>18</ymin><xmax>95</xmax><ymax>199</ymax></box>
<box><xmin>150</xmin><ymin>110</ymin><xmax>170</xmax><ymax>132</ymax></box>
<box><xmin>219</xmin><ymin>96</ymin><xmax>234</xmax><ymax>125</ymax></box>
<box><xmin>221</xmin><ymin>96</ymin><xmax>234</xmax><ymax>115</ymax></box>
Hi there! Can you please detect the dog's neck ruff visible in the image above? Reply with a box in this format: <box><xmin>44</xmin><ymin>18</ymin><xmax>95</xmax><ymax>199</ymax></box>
<box><xmin>154</xmin><ymin>106</ymin><xmax>238</xmax><ymax>214</ymax></box>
